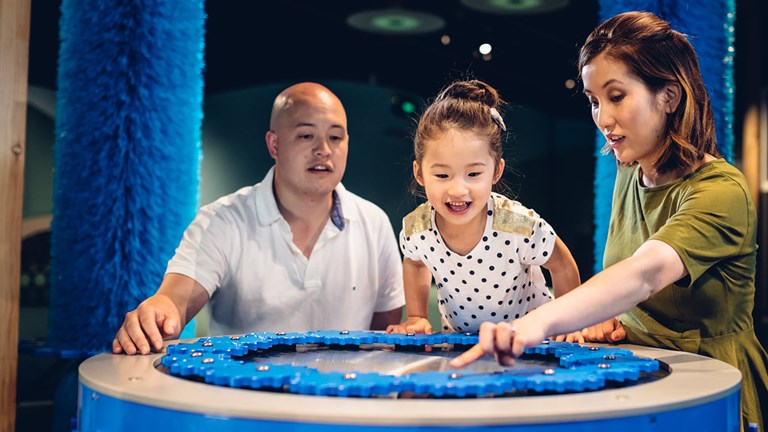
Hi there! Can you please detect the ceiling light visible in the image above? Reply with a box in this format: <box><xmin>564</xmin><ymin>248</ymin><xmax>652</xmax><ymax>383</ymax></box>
<box><xmin>347</xmin><ymin>9</ymin><xmax>445</xmax><ymax>35</ymax></box>
<box><xmin>460</xmin><ymin>0</ymin><xmax>569</xmax><ymax>15</ymax></box>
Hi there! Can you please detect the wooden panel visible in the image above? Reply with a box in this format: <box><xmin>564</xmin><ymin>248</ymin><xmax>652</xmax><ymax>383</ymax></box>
<box><xmin>0</xmin><ymin>0</ymin><xmax>31</xmax><ymax>430</ymax></box>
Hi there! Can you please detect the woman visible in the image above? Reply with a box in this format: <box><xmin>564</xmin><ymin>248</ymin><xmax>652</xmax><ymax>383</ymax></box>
<box><xmin>451</xmin><ymin>11</ymin><xmax>767</xmax><ymax>429</ymax></box>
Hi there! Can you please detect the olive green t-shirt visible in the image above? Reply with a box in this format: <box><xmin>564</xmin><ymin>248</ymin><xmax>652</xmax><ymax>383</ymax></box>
<box><xmin>604</xmin><ymin>159</ymin><xmax>767</xmax><ymax>429</ymax></box>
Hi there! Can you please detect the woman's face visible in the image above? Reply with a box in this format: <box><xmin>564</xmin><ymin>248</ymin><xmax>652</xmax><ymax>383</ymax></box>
<box><xmin>581</xmin><ymin>53</ymin><xmax>670</xmax><ymax>169</ymax></box>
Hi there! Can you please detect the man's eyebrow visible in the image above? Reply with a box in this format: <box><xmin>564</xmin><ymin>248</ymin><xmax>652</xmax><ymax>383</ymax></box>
<box><xmin>293</xmin><ymin>122</ymin><xmax>346</xmax><ymax>133</ymax></box>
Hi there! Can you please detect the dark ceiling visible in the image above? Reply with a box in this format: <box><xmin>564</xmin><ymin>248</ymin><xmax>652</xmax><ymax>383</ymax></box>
<box><xmin>28</xmin><ymin>0</ymin><xmax>601</xmax><ymax>120</ymax></box>
<box><xmin>202</xmin><ymin>1</ymin><xmax>600</xmax><ymax>119</ymax></box>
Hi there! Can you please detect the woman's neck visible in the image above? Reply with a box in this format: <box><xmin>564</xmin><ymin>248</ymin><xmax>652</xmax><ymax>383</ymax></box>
<box><xmin>638</xmin><ymin>154</ymin><xmax>716</xmax><ymax>187</ymax></box>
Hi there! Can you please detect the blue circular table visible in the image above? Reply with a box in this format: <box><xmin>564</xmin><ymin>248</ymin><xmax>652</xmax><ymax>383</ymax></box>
<box><xmin>77</xmin><ymin>331</ymin><xmax>741</xmax><ymax>431</ymax></box>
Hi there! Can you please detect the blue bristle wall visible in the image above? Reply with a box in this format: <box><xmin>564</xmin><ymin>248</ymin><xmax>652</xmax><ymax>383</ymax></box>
<box><xmin>49</xmin><ymin>0</ymin><xmax>205</xmax><ymax>352</ymax></box>
<box><xmin>592</xmin><ymin>0</ymin><xmax>735</xmax><ymax>274</ymax></box>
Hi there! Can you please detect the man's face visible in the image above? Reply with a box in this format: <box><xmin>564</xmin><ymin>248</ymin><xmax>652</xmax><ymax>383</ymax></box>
<box><xmin>268</xmin><ymin>93</ymin><xmax>349</xmax><ymax>200</ymax></box>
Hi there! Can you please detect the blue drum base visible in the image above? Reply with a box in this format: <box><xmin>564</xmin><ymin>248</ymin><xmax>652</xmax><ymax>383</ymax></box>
<box><xmin>77</xmin><ymin>332</ymin><xmax>741</xmax><ymax>431</ymax></box>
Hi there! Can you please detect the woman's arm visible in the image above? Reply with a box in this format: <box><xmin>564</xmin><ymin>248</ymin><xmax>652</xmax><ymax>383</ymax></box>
<box><xmin>451</xmin><ymin>239</ymin><xmax>687</xmax><ymax>365</ymax></box>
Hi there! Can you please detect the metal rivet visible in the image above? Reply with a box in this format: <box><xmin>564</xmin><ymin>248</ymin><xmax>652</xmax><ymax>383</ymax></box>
<box><xmin>464</xmin><ymin>332</ymin><xmax>472</xmax><ymax>336</ymax></box>
<box><xmin>202</xmin><ymin>358</ymin><xmax>215</xmax><ymax>364</ymax></box>
<box><xmin>449</xmin><ymin>373</ymin><xmax>460</xmax><ymax>379</ymax></box>
<box><xmin>256</xmin><ymin>365</ymin><xmax>270</xmax><ymax>372</ymax></box>
<box><xmin>543</xmin><ymin>368</ymin><xmax>555</xmax><ymax>375</ymax></box>
<box><xmin>202</xmin><ymin>341</ymin><xmax>213</xmax><ymax>347</ymax></box>
<box><xmin>343</xmin><ymin>373</ymin><xmax>357</xmax><ymax>380</ymax></box>
<box><xmin>340</xmin><ymin>330</ymin><xmax>349</xmax><ymax>335</ymax></box>
<box><xmin>191</xmin><ymin>352</ymin><xmax>203</xmax><ymax>357</ymax></box>
<box><xmin>603</xmin><ymin>355</ymin><xmax>615</xmax><ymax>360</ymax></box>
<box><xmin>589</xmin><ymin>346</ymin><xmax>600</xmax><ymax>351</ymax></box>
<box><xmin>276</xmin><ymin>331</ymin><xmax>286</xmax><ymax>336</ymax></box>
<box><xmin>598</xmin><ymin>363</ymin><xmax>611</xmax><ymax>369</ymax></box>
<box><xmin>406</xmin><ymin>332</ymin><xmax>415</xmax><ymax>336</ymax></box>
<box><xmin>229</xmin><ymin>336</ymin><xmax>240</xmax><ymax>340</ymax></box>
<box><xmin>541</xmin><ymin>340</ymin><xmax>550</xmax><ymax>344</ymax></box>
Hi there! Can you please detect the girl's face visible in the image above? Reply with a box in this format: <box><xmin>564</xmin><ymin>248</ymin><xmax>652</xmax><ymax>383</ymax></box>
<box><xmin>581</xmin><ymin>53</ymin><xmax>672</xmax><ymax>170</ymax></box>
<box><xmin>414</xmin><ymin>129</ymin><xmax>503</xmax><ymax>230</ymax></box>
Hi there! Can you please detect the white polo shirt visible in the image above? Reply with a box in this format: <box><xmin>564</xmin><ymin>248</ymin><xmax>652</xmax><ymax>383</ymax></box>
<box><xmin>166</xmin><ymin>167</ymin><xmax>405</xmax><ymax>335</ymax></box>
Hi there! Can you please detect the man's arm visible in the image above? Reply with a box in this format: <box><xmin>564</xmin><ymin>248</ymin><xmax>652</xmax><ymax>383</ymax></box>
<box><xmin>112</xmin><ymin>273</ymin><xmax>209</xmax><ymax>355</ymax></box>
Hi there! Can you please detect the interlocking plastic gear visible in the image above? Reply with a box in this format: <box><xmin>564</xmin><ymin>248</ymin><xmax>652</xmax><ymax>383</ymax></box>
<box><xmin>161</xmin><ymin>331</ymin><xmax>659</xmax><ymax>398</ymax></box>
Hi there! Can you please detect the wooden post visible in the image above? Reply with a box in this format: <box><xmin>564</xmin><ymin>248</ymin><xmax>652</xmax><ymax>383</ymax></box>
<box><xmin>0</xmin><ymin>0</ymin><xmax>31</xmax><ymax>430</ymax></box>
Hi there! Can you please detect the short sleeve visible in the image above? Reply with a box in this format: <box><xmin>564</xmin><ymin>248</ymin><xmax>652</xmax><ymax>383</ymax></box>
<box><xmin>165</xmin><ymin>203</ymin><xmax>233</xmax><ymax>295</ymax></box>
<box><xmin>399</xmin><ymin>227</ymin><xmax>421</xmax><ymax>261</ymax></box>
<box><xmin>372</xmin><ymin>211</ymin><xmax>405</xmax><ymax>312</ymax></box>
<box><xmin>651</xmin><ymin>179</ymin><xmax>753</xmax><ymax>285</ymax></box>
<box><xmin>519</xmin><ymin>217</ymin><xmax>556</xmax><ymax>266</ymax></box>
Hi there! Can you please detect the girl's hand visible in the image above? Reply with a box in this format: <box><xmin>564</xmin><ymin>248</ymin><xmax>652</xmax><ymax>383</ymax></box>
<box><xmin>581</xmin><ymin>318</ymin><xmax>626</xmax><ymax>343</ymax></box>
<box><xmin>549</xmin><ymin>331</ymin><xmax>585</xmax><ymax>344</ymax></box>
<box><xmin>450</xmin><ymin>320</ymin><xmax>546</xmax><ymax>368</ymax></box>
<box><xmin>385</xmin><ymin>316</ymin><xmax>433</xmax><ymax>334</ymax></box>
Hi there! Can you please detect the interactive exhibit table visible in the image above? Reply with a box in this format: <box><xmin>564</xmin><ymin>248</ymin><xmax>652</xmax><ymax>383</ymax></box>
<box><xmin>77</xmin><ymin>331</ymin><xmax>742</xmax><ymax>431</ymax></box>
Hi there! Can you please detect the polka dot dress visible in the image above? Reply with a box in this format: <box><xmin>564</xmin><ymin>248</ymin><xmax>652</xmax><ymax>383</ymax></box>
<box><xmin>400</xmin><ymin>193</ymin><xmax>556</xmax><ymax>333</ymax></box>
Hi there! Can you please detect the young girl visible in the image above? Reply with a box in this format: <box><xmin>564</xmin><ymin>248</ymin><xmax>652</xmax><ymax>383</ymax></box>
<box><xmin>452</xmin><ymin>12</ymin><xmax>767</xmax><ymax>429</ymax></box>
<box><xmin>387</xmin><ymin>79</ymin><xmax>581</xmax><ymax>335</ymax></box>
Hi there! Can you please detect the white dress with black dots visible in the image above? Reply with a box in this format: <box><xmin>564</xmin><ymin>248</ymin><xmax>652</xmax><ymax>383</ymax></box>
<box><xmin>399</xmin><ymin>193</ymin><xmax>556</xmax><ymax>333</ymax></box>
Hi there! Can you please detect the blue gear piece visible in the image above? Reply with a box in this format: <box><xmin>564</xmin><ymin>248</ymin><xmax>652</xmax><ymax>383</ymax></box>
<box><xmin>161</xmin><ymin>331</ymin><xmax>659</xmax><ymax>398</ymax></box>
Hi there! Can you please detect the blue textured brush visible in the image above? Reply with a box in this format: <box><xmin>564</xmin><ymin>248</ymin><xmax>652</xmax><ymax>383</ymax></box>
<box><xmin>49</xmin><ymin>0</ymin><xmax>205</xmax><ymax>353</ymax></box>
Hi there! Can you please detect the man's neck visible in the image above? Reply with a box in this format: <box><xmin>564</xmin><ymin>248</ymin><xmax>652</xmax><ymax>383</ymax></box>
<box><xmin>273</xmin><ymin>182</ymin><xmax>333</xmax><ymax>258</ymax></box>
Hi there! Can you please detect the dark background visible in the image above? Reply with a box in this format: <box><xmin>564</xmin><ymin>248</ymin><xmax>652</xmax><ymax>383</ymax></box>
<box><xmin>18</xmin><ymin>1</ymin><xmax>768</xmax><ymax>430</ymax></box>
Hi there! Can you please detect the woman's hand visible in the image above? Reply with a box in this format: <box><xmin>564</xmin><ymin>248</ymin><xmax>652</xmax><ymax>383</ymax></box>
<box><xmin>449</xmin><ymin>320</ymin><xmax>547</xmax><ymax>368</ymax></box>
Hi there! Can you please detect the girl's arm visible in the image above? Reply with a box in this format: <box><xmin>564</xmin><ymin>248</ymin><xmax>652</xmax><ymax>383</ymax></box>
<box><xmin>542</xmin><ymin>236</ymin><xmax>581</xmax><ymax>298</ymax></box>
<box><xmin>452</xmin><ymin>239</ymin><xmax>687</xmax><ymax>365</ymax></box>
<box><xmin>386</xmin><ymin>257</ymin><xmax>434</xmax><ymax>334</ymax></box>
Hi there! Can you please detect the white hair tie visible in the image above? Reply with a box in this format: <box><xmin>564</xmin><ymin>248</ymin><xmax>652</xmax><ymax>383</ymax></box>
<box><xmin>490</xmin><ymin>107</ymin><xmax>506</xmax><ymax>132</ymax></box>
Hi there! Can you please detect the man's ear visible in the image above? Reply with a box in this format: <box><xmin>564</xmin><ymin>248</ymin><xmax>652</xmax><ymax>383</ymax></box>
<box><xmin>265</xmin><ymin>131</ymin><xmax>279</xmax><ymax>160</ymax></box>
<box><xmin>494</xmin><ymin>158</ymin><xmax>506</xmax><ymax>183</ymax></box>
<box><xmin>413</xmin><ymin>160</ymin><xmax>424</xmax><ymax>186</ymax></box>
<box><xmin>661</xmin><ymin>83</ymin><xmax>682</xmax><ymax>113</ymax></box>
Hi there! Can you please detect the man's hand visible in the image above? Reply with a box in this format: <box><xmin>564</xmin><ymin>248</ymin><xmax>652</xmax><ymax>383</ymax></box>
<box><xmin>385</xmin><ymin>316</ymin><xmax>432</xmax><ymax>334</ymax></box>
<box><xmin>112</xmin><ymin>295</ymin><xmax>181</xmax><ymax>355</ymax></box>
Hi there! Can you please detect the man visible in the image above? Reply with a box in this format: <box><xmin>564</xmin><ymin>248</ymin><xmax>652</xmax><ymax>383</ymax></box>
<box><xmin>113</xmin><ymin>82</ymin><xmax>404</xmax><ymax>355</ymax></box>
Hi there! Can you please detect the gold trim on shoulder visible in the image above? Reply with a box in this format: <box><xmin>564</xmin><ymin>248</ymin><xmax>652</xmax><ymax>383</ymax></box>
<box><xmin>403</xmin><ymin>202</ymin><xmax>433</xmax><ymax>238</ymax></box>
<box><xmin>491</xmin><ymin>195</ymin><xmax>535</xmax><ymax>237</ymax></box>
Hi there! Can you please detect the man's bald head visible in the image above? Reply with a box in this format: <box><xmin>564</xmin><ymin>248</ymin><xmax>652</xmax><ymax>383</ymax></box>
<box><xmin>269</xmin><ymin>82</ymin><xmax>346</xmax><ymax>131</ymax></box>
